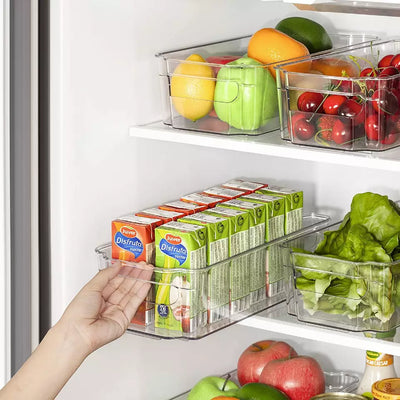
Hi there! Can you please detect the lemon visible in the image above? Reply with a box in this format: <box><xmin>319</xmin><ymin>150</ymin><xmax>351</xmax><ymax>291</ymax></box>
<box><xmin>171</xmin><ymin>54</ymin><xmax>215</xmax><ymax>122</ymax></box>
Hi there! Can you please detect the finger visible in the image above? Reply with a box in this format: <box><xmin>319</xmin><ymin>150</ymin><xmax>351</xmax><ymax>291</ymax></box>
<box><xmin>118</xmin><ymin>266</ymin><xmax>154</xmax><ymax>313</ymax></box>
<box><xmin>122</xmin><ymin>280</ymin><xmax>153</xmax><ymax>322</ymax></box>
<box><xmin>103</xmin><ymin>263</ymin><xmax>153</xmax><ymax>301</ymax></box>
<box><xmin>106</xmin><ymin>266</ymin><xmax>142</xmax><ymax>306</ymax></box>
<box><xmin>80</xmin><ymin>261</ymin><xmax>122</xmax><ymax>293</ymax></box>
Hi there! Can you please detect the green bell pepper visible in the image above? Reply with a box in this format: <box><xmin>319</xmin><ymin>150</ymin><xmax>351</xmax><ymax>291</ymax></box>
<box><xmin>214</xmin><ymin>57</ymin><xmax>277</xmax><ymax>131</ymax></box>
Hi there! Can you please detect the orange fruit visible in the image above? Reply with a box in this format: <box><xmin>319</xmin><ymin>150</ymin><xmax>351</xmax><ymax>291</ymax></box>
<box><xmin>311</xmin><ymin>57</ymin><xmax>359</xmax><ymax>77</ymax></box>
<box><xmin>247</xmin><ymin>28</ymin><xmax>311</xmax><ymax>79</ymax></box>
<box><xmin>170</xmin><ymin>54</ymin><xmax>215</xmax><ymax>121</ymax></box>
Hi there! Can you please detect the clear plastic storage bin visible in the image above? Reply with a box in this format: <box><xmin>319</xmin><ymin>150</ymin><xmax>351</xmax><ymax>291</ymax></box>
<box><xmin>96</xmin><ymin>213</ymin><xmax>330</xmax><ymax>339</ymax></box>
<box><xmin>169</xmin><ymin>370</ymin><xmax>359</xmax><ymax>399</ymax></box>
<box><xmin>156</xmin><ymin>34</ymin><xmax>377</xmax><ymax>137</ymax></box>
<box><xmin>276</xmin><ymin>39</ymin><xmax>400</xmax><ymax>151</ymax></box>
<box><xmin>283</xmin><ymin>221</ymin><xmax>400</xmax><ymax>332</ymax></box>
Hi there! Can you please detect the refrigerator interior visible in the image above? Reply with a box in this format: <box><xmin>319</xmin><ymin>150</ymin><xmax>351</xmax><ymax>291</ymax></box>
<box><xmin>45</xmin><ymin>1</ymin><xmax>400</xmax><ymax>399</ymax></box>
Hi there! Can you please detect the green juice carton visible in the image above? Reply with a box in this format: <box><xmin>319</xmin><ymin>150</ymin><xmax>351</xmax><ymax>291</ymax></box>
<box><xmin>256</xmin><ymin>186</ymin><xmax>303</xmax><ymax>235</ymax></box>
<box><xmin>239</xmin><ymin>193</ymin><xmax>285</xmax><ymax>242</ymax></box>
<box><xmin>204</xmin><ymin>207</ymin><xmax>250</xmax><ymax>314</ymax></box>
<box><xmin>179</xmin><ymin>212</ymin><xmax>230</xmax><ymax>323</ymax></box>
<box><xmin>154</xmin><ymin>221</ymin><xmax>207</xmax><ymax>333</ymax></box>
<box><xmin>239</xmin><ymin>193</ymin><xmax>286</xmax><ymax>298</ymax></box>
<box><xmin>217</xmin><ymin>199</ymin><xmax>266</xmax><ymax>304</ymax></box>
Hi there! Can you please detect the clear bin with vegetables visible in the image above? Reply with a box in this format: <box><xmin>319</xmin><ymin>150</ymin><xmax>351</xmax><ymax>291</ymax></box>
<box><xmin>283</xmin><ymin>193</ymin><xmax>400</xmax><ymax>332</ymax></box>
<box><xmin>156</xmin><ymin>33</ymin><xmax>377</xmax><ymax>136</ymax></box>
<box><xmin>276</xmin><ymin>39</ymin><xmax>400</xmax><ymax>151</ymax></box>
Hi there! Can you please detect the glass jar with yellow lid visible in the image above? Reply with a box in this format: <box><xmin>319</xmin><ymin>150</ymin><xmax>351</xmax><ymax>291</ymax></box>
<box><xmin>372</xmin><ymin>378</ymin><xmax>400</xmax><ymax>400</ymax></box>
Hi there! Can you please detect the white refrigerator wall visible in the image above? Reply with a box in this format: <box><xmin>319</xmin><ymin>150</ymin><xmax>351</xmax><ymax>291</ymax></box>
<box><xmin>49</xmin><ymin>1</ymin><xmax>400</xmax><ymax>399</ymax></box>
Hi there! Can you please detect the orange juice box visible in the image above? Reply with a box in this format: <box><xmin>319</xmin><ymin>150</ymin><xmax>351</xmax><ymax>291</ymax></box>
<box><xmin>159</xmin><ymin>200</ymin><xmax>207</xmax><ymax>215</ymax></box>
<box><xmin>111</xmin><ymin>214</ymin><xmax>161</xmax><ymax>326</ymax></box>
<box><xmin>202</xmin><ymin>186</ymin><xmax>244</xmax><ymax>200</ymax></box>
<box><xmin>180</xmin><ymin>192</ymin><xmax>224</xmax><ymax>208</ymax></box>
<box><xmin>154</xmin><ymin>221</ymin><xmax>207</xmax><ymax>333</ymax></box>
<box><xmin>136</xmin><ymin>207</ymin><xmax>186</xmax><ymax>223</ymax></box>
<box><xmin>204</xmin><ymin>207</ymin><xmax>250</xmax><ymax>314</ymax></box>
<box><xmin>222</xmin><ymin>179</ymin><xmax>268</xmax><ymax>194</ymax></box>
<box><xmin>217</xmin><ymin>199</ymin><xmax>266</xmax><ymax>304</ymax></box>
<box><xmin>179</xmin><ymin>212</ymin><xmax>230</xmax><ymax>323</ymax></box>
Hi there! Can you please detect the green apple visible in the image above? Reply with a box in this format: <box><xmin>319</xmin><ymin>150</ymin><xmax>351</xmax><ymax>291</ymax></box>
<box><xmin>187</xmin><ymin>376</ymin><xmax>239</xmax><ymax>400</ymax></box>
<box><xmin>213</xmin><ymin>57</ymin><xmax>278</xmax><ymax>131</ymax></box>
<box><xmin>235</xmin><ymin>382</ymin><xmax>290</xmax><ymax>400</ymax></box>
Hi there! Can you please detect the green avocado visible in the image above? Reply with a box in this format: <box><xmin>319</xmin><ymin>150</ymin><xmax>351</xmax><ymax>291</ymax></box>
<box><xmin>275</xmin><ymin>16</ymin><xmax>333</xmax><ymax>54</ymax></box>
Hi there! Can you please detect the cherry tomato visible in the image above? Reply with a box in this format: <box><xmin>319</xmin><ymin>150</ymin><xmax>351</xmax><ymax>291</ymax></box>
<box><xmin>297</xmin><ymin>92</ymin><xmax>324</xmax><ymax>113</ymax></box>
<box><xmin>338</xmin><ymin>99</ymin><xmax>365</xmax><ymax>126</ymax></box>
<box><xmin>294</xmin><ymin>118</ymin><xmax>315</xmax><ymax>141</ymax></box>
<box><xmin>322</xmin><ymin>95</ymin><xmax>347</xmax><ymax>115</ymax></box>
<box><xmin>331</xmin><ymin>119</ymin><xmax>352</xmax><ymax>145</ymax></box>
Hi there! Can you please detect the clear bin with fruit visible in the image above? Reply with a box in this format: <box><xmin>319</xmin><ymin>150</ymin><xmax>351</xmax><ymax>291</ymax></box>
<box><xmin>156</xmin><ymin>33</ymin><xmax>377</xmax><ymax>136</ymax></box>
<box><xmin>283</xmin><ymin>220</ymin><xmax>400</xmax><ymax>332</ymax></box>
<box><xmin>169</xmin><ymin>369</ymin><xmax>359</xmax><ymax>399</ymax></box>
<box><xmin>276</xmin><ymin>39</ymin><xmax>400</xmax><ymax>151</ymax></box>
<box><xmin>95</xmin><ymin>213</ymin><xmax>330</xmax><ymax>339</ymax></box>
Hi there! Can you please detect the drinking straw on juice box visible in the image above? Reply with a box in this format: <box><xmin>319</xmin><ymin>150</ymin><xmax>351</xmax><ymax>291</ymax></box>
<box><xmin>202</xmin><ymin>186</ymin><xmax>244</xmax><ymax>200</ymax></box>
<box><xmin>256</xmin><ymin>186</ymin><xmax>303</xmax><ymax>235</ymax></box>
<box><xmin>239</xmin><ymin>193</ymin><xmax>286</xmax><ymax>298</ymax></box>
<box><xmin>136</xmin><ymin>207</ymin><xmax>186</xmax><ymax>223</ymax></box>
<box><xmin>111</xmin><ymin>214</ymin><xmax>162</xmax><ymax>326</ymax></box>
<box><xmin>180</xmin><ymin>192</ymin><xmax>224</xmax><ymax>208</ymax></box>
<box><xmin>222</xmin><ymin>179</ymin><xmax>268</xmax><ymax>194</ymax></box>
<box><xmin>204</xmin><ymin>207</ymin><xmax>250</xmax><ymax>314</ymax></box>
<box><xmin>159</xmin><ymin>200</ymin><xmax>207</xmax><ymax>215</ymax></box>
<box><xmin>179</xmin><ymin>212</ymin><xmax>230</xmax><ymax>324</ymax></box>
<box><xmin>217</xmin><ymin>199</ymin><xmax>266</xmax><ymax>304</ymax></box>
<box><xmin>154</xmin><ymin>221</ymin><xmax>207</xmax><ymax>333</ymax></box>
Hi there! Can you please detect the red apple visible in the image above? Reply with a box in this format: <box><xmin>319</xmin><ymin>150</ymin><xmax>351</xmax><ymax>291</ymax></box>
<box><xmin>259</xmin><ymin>355</ymin><xmax>325</xmax><ymax>400</ymax></box>
<box><xmin>237</xmin><ymin>340</ymin><xmax>297</xmax><ymax>386</ymax></box>
<box><xmin>206</xmin><ymin>55</ymin><xmax>241</xmax><ymax>76</ymax></box>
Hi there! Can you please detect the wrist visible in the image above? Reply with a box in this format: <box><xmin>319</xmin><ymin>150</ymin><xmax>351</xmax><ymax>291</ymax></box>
<box><xmin>49</xmin><ymin>318</ymin><xmax>92</xmax><ymax>361</ymax></box>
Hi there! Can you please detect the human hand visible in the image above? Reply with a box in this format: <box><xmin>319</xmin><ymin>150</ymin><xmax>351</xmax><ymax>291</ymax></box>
<box><xmin>57</xmin><ymin>261</ymin><xmax>154</xmax><ymax>355</ymax></box>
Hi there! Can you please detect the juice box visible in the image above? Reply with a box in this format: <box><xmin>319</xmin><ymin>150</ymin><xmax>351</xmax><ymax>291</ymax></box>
<box><xmin>217</xmin><ymin>199</ymin><xmax>266</xmax><ymax>304</ymax></box>
<box><xmin>204</xmin><ymin>207</ymin><xmax>250</xmax><ymax>313</ymax></box>
<box><xmin>180</xmin><ymin>192</ymin><xmax>224</xmax><ymax>208</ymax></box>
<box><xmin>222</xmin><ymin>179</ymin><xmax>269</xmax><ymax>194</ymax></box>
<box><xmin>239</xmin><ymin>193</ymin><xmax>286</xmax><ymax>298</ymax></box>
<box><xmin>202</xmin><ymin>186</ymin><xmax>244</xmax><ymax>200</ymax></box>
<box><xmin>179</xmin><ymin>212</ymin><xmax>230</xmax><ymax>323</ymax></box>
<box><xmin>159</xmin><ymin>200</ymin><xmax>207</xmax><ymax>215</ymax></box>
<box><xmin>239</xmin><ymin>193</ymin><xmax>285</xmax><ymax>241</ymax></box>
<box><xmin>111</xmin><ymin>214</ymin><xmax>161</xmax><ymax>325</ymax></box>
<box><xmin>154</xmin><ymin>221</ymin><xmax>207</xmax><ymax>332</ymax></box>
<box><xmin>256</xmin><ymin>186</ymin><xmax>303</xmax><ymax>235</ymax></box>
<box><xmin>136</xmin><ymin>207</ymin><xmax>186</xmax><ymax>223</ymax></box>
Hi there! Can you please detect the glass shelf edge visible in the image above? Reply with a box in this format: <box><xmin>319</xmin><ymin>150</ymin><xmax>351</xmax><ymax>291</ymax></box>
<box><xmin>238</xmin><ymin>304</ymin><xmax>400</xmax><ymax>356</ymax></box>
<box><xmin>129</xmin><ymin>123</ymin><xmax>400</xmax><ymax>172</ymax></box>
